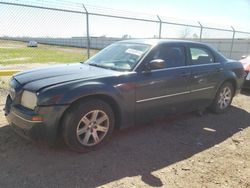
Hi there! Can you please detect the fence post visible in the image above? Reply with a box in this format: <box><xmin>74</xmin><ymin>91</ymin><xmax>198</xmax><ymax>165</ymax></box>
<box><xmin>230</xmin><ymin>26</ymin><xmax>235</xmax><ymax>58</ymax></box>
<box><xmin>82</xmin><ymin>4</ymin><xmax>90</xmax><ymax>59</ymax></box>
<box><xmin>198</xmin><ymin>21</ymin><xmax>203</xmax><ymax>42</ymax></box>
<box><xmin>157</xmin><ymin>15</ymin><xmax>162</xmax><ymax>39</ymax></box>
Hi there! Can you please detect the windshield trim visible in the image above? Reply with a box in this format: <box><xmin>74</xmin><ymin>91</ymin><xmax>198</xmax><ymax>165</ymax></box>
<box><xmin>132</xmin><ymin>44</ymin><xmax>156</xmax><ymax>72</ymax></box>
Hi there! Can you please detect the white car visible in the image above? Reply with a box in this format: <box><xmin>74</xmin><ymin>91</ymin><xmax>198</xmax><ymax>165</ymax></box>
<box><xmin>27</xmin><ymin>41</ymin><xmax>38</xmax><ymax>47</ymax></box>
<box><xmin>240</xmin><ymin>55</ymin><xmax>250</xmax><ymax>88</ymax></box>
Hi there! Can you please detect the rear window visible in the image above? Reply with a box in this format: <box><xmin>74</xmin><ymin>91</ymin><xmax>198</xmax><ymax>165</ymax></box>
<box><xmin>190</xmin><ymin>48</ymin><xmax>214</xmax><ymax>64</ymax></box>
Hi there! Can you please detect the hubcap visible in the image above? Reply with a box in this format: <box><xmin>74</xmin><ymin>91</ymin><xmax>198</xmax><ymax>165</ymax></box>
<box><xmin>218</xmin><ymin>86</ymin><xmax>232</xmax><ymax>110</ymax></box>
<box><xmin>76</xmin><ymin>110</ymin><xmax>109</xmax><ymax>146</ymax></box>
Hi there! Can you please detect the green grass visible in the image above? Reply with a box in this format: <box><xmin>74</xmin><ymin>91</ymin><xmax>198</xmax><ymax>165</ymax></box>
<box><xmin>0</xmin><ymin>40</ymin><xmax>88</xmax><ymax>65</ymax></box>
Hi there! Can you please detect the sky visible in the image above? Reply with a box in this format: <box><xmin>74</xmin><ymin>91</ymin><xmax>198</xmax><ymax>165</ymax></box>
<box><xmin>0</xmin><ymin>0</ymin><xmax>250</xmax><ymax>38</ymax></box>
<box><xmin>80</xmin><ymin>0</ymin><xmax>250</xmax><ymax>30</ymax></box>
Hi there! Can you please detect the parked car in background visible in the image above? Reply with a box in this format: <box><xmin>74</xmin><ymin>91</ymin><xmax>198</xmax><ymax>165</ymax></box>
<box><xmin>4</xmin><ymin>39</ymin><xmax>245</xmax><ymax>152</ymax></box>
<box><xmin>240</xmin><ymin>55</ymin><xmax>250</xmax><ymax>89</ymax></box>
<box><xmin>27</xmin><ymin>41</ymin><xmax>38</xmax><ymax>47</ymax></box>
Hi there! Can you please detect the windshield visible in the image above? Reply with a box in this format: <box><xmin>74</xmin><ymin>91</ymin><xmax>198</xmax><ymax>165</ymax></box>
<box><xmin>85</xmin><ymin>43</ymin><xmax>151</xmax><ymax>71</ymax></box>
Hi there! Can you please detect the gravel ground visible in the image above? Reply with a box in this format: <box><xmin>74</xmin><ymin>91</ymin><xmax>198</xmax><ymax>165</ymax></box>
<box><xmin>0</xmin><ymin>88</ymin><xmax>249</xmax><ymax>188</ymax></box>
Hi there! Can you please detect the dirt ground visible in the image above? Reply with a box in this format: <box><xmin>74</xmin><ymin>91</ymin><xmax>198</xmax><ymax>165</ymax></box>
<box><xmin>0</xmin><ymin>88</ymin><xmax>250</xmax><ymax>188</ymax></box>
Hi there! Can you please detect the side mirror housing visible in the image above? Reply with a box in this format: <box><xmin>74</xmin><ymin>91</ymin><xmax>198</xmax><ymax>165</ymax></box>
<box><xmin>144</xmin><ymin>59</ymin><xmax>166</xmax><ymax>71</ymax></box>
<box><xmin>241</xmin><ymin>55</ymin><xmax>246</xmax><ymax>59</ymax></box>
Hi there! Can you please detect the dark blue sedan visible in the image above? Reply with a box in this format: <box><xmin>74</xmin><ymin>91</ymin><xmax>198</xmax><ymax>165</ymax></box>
<box><xmin>4</xmin><ymin>39</ymin><xmax>245</xmax><ymax>152</ymax></box>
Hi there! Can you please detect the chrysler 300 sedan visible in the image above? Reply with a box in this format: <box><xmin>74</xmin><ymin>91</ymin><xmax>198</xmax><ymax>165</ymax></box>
<box><xmin>4</xmin><ymin>39</ymin><xmax>245</xmax><ymax>152</ymax></box>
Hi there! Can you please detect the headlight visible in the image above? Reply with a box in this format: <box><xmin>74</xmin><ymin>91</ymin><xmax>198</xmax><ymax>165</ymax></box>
<box><xmin>21</xmin><ymin>90</ymin><xmax>37</xmax><ymax>110</ymax></box>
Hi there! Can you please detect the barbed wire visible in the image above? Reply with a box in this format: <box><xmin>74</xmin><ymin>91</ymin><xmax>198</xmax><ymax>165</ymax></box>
<box><xmin>1</xmin><ymin>0</ymin><xmax>250</xmax><ymax>33</ymax></box>
<box><xmin>0</xmin><ymin>0</ymin><xmax>249</xmax><ymax>62</ymax></box>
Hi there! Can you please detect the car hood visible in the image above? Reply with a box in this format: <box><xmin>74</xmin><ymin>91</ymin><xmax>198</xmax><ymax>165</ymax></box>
<box><xmin>240</xmin><ymin>58</ymin><xmax>250</xmax><ymax>71</ymax></box>
<box><xmin>14</xmin><ymin>63</ymin><xmax>121</xmax><ymax>92</ymax></box>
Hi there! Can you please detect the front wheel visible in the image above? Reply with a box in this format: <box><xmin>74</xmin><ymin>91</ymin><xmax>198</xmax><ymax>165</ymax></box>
<box><xmin>210</xmin><ymin>82</ymin><xmax>234</xmax><ymax>114</ymax></box>
<box><xmin>62</xmin><ymin>99</ymin><xmax>115</xmax><ymax>152</ymax></box>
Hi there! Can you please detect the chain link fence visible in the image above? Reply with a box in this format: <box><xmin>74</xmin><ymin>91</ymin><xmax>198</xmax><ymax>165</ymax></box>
<box><xmin>0</xmin><ymin>0</ymin><xmax>250</xmax><ymax>73</ymax></box>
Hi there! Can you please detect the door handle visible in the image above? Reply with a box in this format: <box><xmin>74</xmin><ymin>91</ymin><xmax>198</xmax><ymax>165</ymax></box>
<box><xmin>216</xmin><ymin>67</ymin><xmax>223</xmax><ymax>72</ymax></box>
<box><xmin>193</xmin><ymin>74</ymin><xmax>204</xmax><ymax>79</ymax></box>
<box><xmin>180</xmin><ymin>72</ymin><xmax>191</xmax><ymax>77</ymax></box>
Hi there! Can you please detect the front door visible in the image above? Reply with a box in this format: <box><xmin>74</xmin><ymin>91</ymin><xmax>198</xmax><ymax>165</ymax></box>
<box><xmin>135</xmin><ymin>44</ymin><xmax>192</xmax><ymax>122</ymax></box>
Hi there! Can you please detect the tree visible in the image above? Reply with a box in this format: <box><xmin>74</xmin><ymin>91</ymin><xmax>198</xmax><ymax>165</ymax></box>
<box><xmin>122</xmin><ymin>34</ymin><xmax>131</xmax><ymax>39</ymax></box>
<box><xmin>193</xmin><ymin>33</ymin><xmax>198</xmax><ymax>39</ymax></box>
<box><xmin>180</xmin><ymin>28</ymin><xmax>191</xmax><ymax>38</ymax></box>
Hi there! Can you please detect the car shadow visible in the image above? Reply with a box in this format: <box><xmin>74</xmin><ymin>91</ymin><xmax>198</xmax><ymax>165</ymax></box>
<box><xmin>0</xmin><ymin>106</ymin><xmax>249</xmax><ymax>187</ymax></box>
<box><xmin>241</xmin><ymin>88</ymin><xmax>250</xmax><ymax>96</ymax></box>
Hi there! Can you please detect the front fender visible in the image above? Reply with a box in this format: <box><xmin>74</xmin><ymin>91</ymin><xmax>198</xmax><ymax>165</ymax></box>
<box><xmin>37</xmin><ymin>81</ymin><xmax>136</xmax><ymax>128</ymax></box>
<box><xmin>38</xmin><ymin>81</ymin><xmax>123</xmax><ymax>106</ymax></box>
<box><xmin>60</xmin><ymin>82</ymin><xmax>123</xmax><ymax>105</ymax></box>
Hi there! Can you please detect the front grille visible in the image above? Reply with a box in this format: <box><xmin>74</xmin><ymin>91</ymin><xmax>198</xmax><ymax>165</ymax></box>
<box><xmin>9</xmin><ymin>88</ymin><xmax>16</xmax><ymax>100</ymax></box>
<box><xmin>4</xmin><ymin>95</ymin><xmax>12</xmax><ymax>114</ymax></box>
<box><xmin>9</xmin><ymin>78</ymin><xmax>22</xmax><ymax>104</ymax></box>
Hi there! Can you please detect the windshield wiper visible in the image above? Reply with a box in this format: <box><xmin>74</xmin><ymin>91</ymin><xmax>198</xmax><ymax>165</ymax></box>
<box><xmin>88</xmin><ymin>63</ymin><xmax>107</xmax><ymax>68</ymax></box>
<box><xmin>89</xmin><ymin>63</ymin><xmax>130</xmax><ymax>72</ymax></box>
<box><xmin>107</xmin><ymin>66</ymin><xmax>130</xmax><ymax>71</ymax></box>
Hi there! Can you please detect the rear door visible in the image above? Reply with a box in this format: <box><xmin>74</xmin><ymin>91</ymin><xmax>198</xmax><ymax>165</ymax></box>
<box><xmin>187</xmin><ymin>45</ymin><xmax>223</xmax><ymax>109</ymax></box>
<box><xmin>135</xmin><ymin>44</ymin><xmax>192</xmax><ymax>122</ymax></box>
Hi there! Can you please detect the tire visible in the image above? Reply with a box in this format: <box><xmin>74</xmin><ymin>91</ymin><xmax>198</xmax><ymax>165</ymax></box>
<box><xmin>210</xmin><ymin>82</ymin><xmax>234</xmax><ymax>114</ymax></box>
<box><xmin>62</xmin><ymin>99</ymin><xmax>115</xmax><ymax>153</ymax></box>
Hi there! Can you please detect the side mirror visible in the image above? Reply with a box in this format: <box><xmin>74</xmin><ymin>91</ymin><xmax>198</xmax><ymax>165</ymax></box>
<box><xmin>145</xmin><ymin>59</ymin><xmax>166</xmax><ymax>71</ymax></box>
<box><xmin>241</xmin><ymin>55</ymin><xmax>246</xmax><ymax>59</ymax></box>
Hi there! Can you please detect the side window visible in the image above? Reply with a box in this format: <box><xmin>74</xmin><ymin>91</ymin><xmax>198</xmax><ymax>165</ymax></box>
<box><xmin>190</xmin><ymin>47</ymin><xmax>214</xmax><ymax>65</ymax></box>
<box><xmin>145</xmin><ymin>45</ymin><xmax>186</xmax><ymax>69</ymax></box>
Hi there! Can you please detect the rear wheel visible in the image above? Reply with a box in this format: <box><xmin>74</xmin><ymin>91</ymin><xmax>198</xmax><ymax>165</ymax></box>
<box><xmin>210</xmin><ymin>82</ymin><xmax>234</xmax><ymax>114</ymax></box>
<box><xmin>62</xmin><ymin>99</ymin><xmax>115</xmax><ymax>152</ymax></box>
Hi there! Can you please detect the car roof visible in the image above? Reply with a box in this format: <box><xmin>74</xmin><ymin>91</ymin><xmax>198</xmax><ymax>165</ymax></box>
<box><xmin>118</xmin><ymin>39</ymin><xmax>205</xmax><ymax>46</ymax></box>
<box><xmin>118</xmin><ymin>39</ymin><xmax>227</xmax><ymax>62</ymax></box>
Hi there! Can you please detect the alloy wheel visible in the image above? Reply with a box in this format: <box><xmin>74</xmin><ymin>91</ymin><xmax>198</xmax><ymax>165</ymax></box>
<box><xmin>76</xmin><ymin>110</ymin><xmax>109</xmax><ymax>146</ymax></box>
<box><xmin>218</xmin><ymin>86</ymin><xmax>232</xmax><ymax>110</ymax></box>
